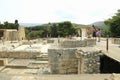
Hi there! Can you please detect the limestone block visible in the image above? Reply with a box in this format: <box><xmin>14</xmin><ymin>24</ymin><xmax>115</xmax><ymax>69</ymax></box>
<box><xmin>85</xmin><ymin>39</ymin><xmax>96</xmax><ymax>46</ymax></box>
<box><xmin>75</xmin><ymin>49</ymin><xmax>101</xmax><ymax>74</ymax></box>
<box><xmin>76</xmin><ymin>41</ymin><xmax>86</xmax><ymax>47</ymax></box>
<box><xmin>47</xmin><ymin>39</ymin><xmax>54</xmax><ymax>43</ymax></box>
<box><xmin>48</xmin><ymin>48</ymin><xmax>78</xmax><ymax>74</ymax></box>
<box><xmin>111</xmin><ymin>38</ymin><xmax>120</xmax><ymax>44</ymax></box>
<box><xmin>59</xmin><ymin>69</ymin><xmax>67</xmax><ymax>74</ymax></box>
<box><xmin>60</xmin><ymin>40</ymin><xmax>86</xmax><ymax>48</ymax></box>
<box><xmin>0</xmin><ymin>51</ymin><xmax>41</xmax><ymax>59</ymax></box>
<box><xmin>0</xmin><ymin>58</ymin><xmax>8</xmax><ymax>66</ymax></box>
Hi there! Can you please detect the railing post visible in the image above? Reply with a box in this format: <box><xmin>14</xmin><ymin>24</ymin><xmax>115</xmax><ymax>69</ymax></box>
<box><xmin>106</xmin><ymin>35</ymin><xmax>109</xmax><ymax>52</ymax></box>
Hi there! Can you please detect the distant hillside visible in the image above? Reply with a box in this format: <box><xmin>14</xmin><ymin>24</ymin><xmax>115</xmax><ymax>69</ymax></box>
<box><xmin>91</xmin><ymin>21</ymin><xmax>108</xmax><ymax>29</ymax></box>
<box><xmin>19</xmin><ymin>23</ymin><xmax>41</xmax><ymax>27</ymax></box>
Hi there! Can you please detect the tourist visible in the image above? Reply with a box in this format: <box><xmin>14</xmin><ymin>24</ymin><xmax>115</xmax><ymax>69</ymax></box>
<box><xmin>96</xmin><ymin>28</ymin><xmax>101</xmax><ymax>42</ymax></box>
<box><xmin>92</xmin><ymin>25</ymin><xmax>97</xmax><ymax>39</ymax></box>
<box><xmin>92</xmin><ymin>29</ymin><xmax>96</xmax><ymax>39</ymax></box>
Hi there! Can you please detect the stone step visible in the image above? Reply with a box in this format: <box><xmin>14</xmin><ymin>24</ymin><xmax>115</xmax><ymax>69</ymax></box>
<box><xmin>0</xmin><ymin>66</ymin><xmax>6</xmax><ymax>72</ymax></box>
<box><xmin>30</xmin><ymin>61</ymin><xmax>48</xmax><ymax>64</ymax></box>
<box><xmin>36</xmin><ymin>58</ymin><xmax>48</xmax><ymax>61</ymax></box>
<box><xmin>36</xmin><ymin>54</ymin><xmax>48</xmax><ymax>61</ymax></box>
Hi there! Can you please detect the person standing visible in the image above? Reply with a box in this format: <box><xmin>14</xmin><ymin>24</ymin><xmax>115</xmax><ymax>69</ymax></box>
<box><xmin>92</xmin><ymin>25</ymin><xmax>97</xmax><ymax>39</ymax></box>
<box><xmin>96</xmin><ymin>28</ymin><xmax>101</xmax><ymax>42</ymax></box>
<box><xmin>92</xmin><ymin>29</ymin><xmax>96</xmax><ymax>39</ymax></box>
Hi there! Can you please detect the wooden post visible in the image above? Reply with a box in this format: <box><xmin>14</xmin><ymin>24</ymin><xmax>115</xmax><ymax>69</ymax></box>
<box><xmin>106</xmin><ymin>36</ymin><xmax>109</xmax><ymax>51</ymax></box>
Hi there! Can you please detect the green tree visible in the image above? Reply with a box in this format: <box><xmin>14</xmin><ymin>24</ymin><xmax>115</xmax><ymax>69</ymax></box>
<box><xmin>57</xmin><ymin>21</ymin><xmax>76</xmax><ymax>37</ymax></box>
<box><xmin>0</xmin><ymin>23</ymin><xmax>3</xmax><ymax>29</ymax></box>
<box><xmin>51</xmin><ymin>23</ymin><xmax>58</xmax><ymax>37</ymax></box>
<box><xmin>105</xmin><ymin>10</ymin><xmax>120</xmax><ymax>37</ymax></box>
<box><xmin>4</xmin><ymin>21</ymin><xmax>8</xmax><ymax>29</ymax></box>
<box><xmin>25</xmin><ymin>21</ymin><xmax>77</xmax><ymax>38</ymax></box>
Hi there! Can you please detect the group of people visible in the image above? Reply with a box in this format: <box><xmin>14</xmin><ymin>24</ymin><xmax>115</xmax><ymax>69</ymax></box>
<box><xmin>92</xmin><ymin>25</ymin><xmax>101</xmax><ymax>42</ymax></box>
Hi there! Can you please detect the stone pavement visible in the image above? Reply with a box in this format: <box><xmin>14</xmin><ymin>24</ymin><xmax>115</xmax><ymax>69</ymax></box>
<box><xmin>0</xmin><ymin>73</ymin><xmax>117</xmax><ymax>80</ymax></box>
<box><xmin>0</xmin><ymin>41</ymin><xmax>20</xmax><ymax>51</ymax></box>
<box><xmin>13</xmin><ymin>43</ymin><xmax>51</xmax><ymax>53</ymax></box>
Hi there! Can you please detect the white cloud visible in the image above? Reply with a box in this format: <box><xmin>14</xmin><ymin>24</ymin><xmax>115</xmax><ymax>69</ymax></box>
<box><xmin>0</xmin><ymin>0</ymin><xmax>120</xmax><ymax>24</ymax></box>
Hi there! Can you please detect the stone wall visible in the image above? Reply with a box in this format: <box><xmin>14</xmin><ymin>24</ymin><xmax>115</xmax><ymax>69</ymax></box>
<box><xmin>0</xmin><ymin>51</ymin><xmax>41</xmax><ymax>59</ymax></box>
<box><xmin>18</xmin><ymin>26</ymin><xmax>26</xmax><ymax>40</ymax></box>
<box><xmin>1</xmin><ymin>26</ymin><xmax>25</xmax><ymax>41</ymax></box>
<box><xmin>75</xmin><ymin>48</ymin><xmax>101</xmax><ymax>74</ymax></box>
<box><xmin>47</xmin><ymin>39</ymin><xmax>55</xmax><ymax>43</ymax></box>
<box><xmin>4</xmin><ymin>29</ymin><xmax>18</xmax><ymax>41</ymax></box>
<box><xmin>85</xmin><ymin>39</ymin><xmax>96</xmax><ymax>46</ymax></box>
<box><xmin>48</xmin><ymin>48</ymin><xmax>78</xmax><ymax>74</ymax></box>
<box><xmin>59</xmin><ymin>40</ymin><xmax>86</xmax><ymax>48</ymax></box>
<box><xmin>111</xmin><ymin>38</ymin><xmax>120</xmax><ymax>44</ymax></box>
<box><xmin>0</xmin><ymin>58</ymin><xmax>8</xmax><ymax>66</ymax></box>
<box><xmin>59</xmin><ymin>39</ymin><xmax>96</xmax><ymax>48</ymax></box>
<box><xmin>48</xmin><ymin>48</ymin><xmax>101</xmax><ymax>74</ymax></box>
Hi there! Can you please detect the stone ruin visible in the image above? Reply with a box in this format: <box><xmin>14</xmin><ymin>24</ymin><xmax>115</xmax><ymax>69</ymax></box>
<box><xmin>0</xmin><ymin>51</ymin><xmax>41</xmax><ymax>59</ymax></box>
<box><xmin>47</xmin><ymin>38</ymin><xmax>102</xmax><ymax>74</ymax></box>
<box><xmin>76</xmin><ymin>48</ymin><xmax>101</xmax><ymax>74</ymax></box>
<box><xmin>111</xmin><ymin>38</ymin><xmax>120</xmax><ymax>44</ymax></box>
<box><xmin>0</xmin><ymin>38</ymin><xmax>120</xmax><ymax>80</ymax></box>
<box><xmin>59</xmin><ymin>39</ymin><xmax>96</xmax><ymax>48</ymax></box>
<box><xmin>0</xmin><ymin>38</ymin><xmax>102</xmax><ymax>75</ymax></box>
<box><xmin>48</xmin><ymin>48</ymin><xmax>77</xmax><ymax>74</ymax></box>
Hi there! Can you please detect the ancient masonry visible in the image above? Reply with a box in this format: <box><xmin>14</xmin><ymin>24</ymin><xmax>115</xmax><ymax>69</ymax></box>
<box><xmin>48</xmin><ymin>39</ymin><xmax>102</xmax><ymax>74</ymax></box>
<box><xmin>0</xmin><ymin>26</ymin><xmax>25</xmax><ymax>41</ymax></box>
<box><xmin>0</xmin><ymin>51</ymin><xmax>41</xmax><ymax>59</ymax></box>
<box><xmin>59</xmin><ymin>39</ymin><xmax>96</xmax><ymax>48</ymax></box>
<box><xmin>75</xmin><ymin>48</ymin><xmax>101</xmax><ymax>74</ymax></box>
<box><xmin>111</xmin><ymin>38</ymin><xmax>120</xmax><ymax>44</ymax></box>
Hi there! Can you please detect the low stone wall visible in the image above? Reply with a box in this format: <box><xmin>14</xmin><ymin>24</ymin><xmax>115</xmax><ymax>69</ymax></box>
<box><xmin>59</xmin><ymin>40</ymin><xmax>86</xmax><ymax>48</ymax></box>
<box><xmin>48</xmin><ymin>48</ymin><xmax>78</xmax><ymax>74</ymax></box>
<box><xmin>48</xmin><ymin>48</ymin><xmax>101</xmax><ymax>74</ymax></box>
<box><xmin>85</xmin><ymin>39</ymin><xmax>96</xmax><ymax>46</ymax></box>
<box><xmin>111</xmin><ymin>38</ymin><xmax>120</xmax><ymax>44</ymax></box>
<box><xmin>0</xmin><ymin>51</ymin><xmax>41</xmax><ymax>59</ymax></box>
<box><xmin>75</xmin><ymin>48</ymin><xmax>101</xmax><ymax>74</ymax></box>
<box><xmin>47</xmin><ymin>39</ymin><xmax>55</xmax><ymax>43</ymax></box>
<box><xmin>0</xmin><ymin>58</ymin><xmax>8</xmax><ymax>66</ymax></box>
<box><xmin>59</xmin><ymin>39</ymin><xmax>96</xmax><ymax>48</ymax></box>
<box><xmin>22</xmin><ymin>41</ymin><xmax>34</xmax><ymax>45</ymax></box>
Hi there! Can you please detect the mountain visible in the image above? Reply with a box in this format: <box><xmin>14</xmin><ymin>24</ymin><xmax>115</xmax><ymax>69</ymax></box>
<box><xmin>19</xmin><ymin>23</ymin><xmax>41</xmax><ymax>27</ymax></box>
<box><xmin>91</xmin><ymin>21</ymin><xmax>108</xmax><ymax>29</ymax></box>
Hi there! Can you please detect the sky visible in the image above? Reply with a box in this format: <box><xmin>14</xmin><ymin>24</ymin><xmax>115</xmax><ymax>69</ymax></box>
<box><xmin>0</xmin><ymin>0</ymin><xmax>120</xmax><ymax>25</ymax></box>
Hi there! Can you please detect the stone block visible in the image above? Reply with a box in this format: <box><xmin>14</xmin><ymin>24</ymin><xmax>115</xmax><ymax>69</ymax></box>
<box><xmin>0</xmin><ymin>51</ymin><xmax>41</xmax><ymax>59</ymax></box>
<box><xmin>48</xmin><ymin>48</ymin><xmax>78</xmax><ymax>74</ymax></box>
<box><xmin>0</xmin><ymin>59</ymin><xmax>8</xmax><ymax>66</ymax></box>
<box><xmin>85</xmin><ymin>39</ymin><xmax>96</xmax><ymax>46</ymax></box>
<box><xmin>111</xmin><ymin>38</ymin><xmax>120</xmax><ymax>44</ymax></box>
<box><xmin>47</xmin><ymin>39</ymin><xmax>54</xmax><ymax>43</ymax></box>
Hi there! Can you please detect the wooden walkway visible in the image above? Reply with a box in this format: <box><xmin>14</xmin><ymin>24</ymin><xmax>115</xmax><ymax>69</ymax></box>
<box><xmin>94</xmin><ymin>38</ymin><xmax>120</xmax><ymax>62</ymax></box>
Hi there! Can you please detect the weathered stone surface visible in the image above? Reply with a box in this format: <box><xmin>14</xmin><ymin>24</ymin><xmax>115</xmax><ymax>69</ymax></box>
<box><xmin>47</xmin><ymin>39</ymin><xmax>54</xmax><ymax>43</ymax></box>
<box><xmin>0</xmin><ymin>51</ymin><xmax>41</xmax><ymax>59</ymax></box>
<box><xmin>48</xmin><ymin>48</ymin><xmax>77</xmax><ymax>74</ymax></box>
<box><xmin>0</xmin><ymin>74</ymin><xmax>115</xmax><ymax>80</ymax></box>
<box><xmin>75</xmin><ymin>48</ymin><xmax>101</xmax><ymax>74</ymax></box>
<box><xmin>59</xmin><ymin>39</ymin><xmax>96</xmax><ymax>48</ymax></box>
<box><xmin>85</xmin><ymin>39</ymin><xmax>96</xmax><ymax>46</ymax></box>
<box><xmin>111</xmin><ymin>38</ymin><xmax>120</xmax><ymax>44</ymax></box>
<box><xmin>0</xmin><ymin>58</ymin><xmax>8</xmax><ymax>66</ymax></box>
<box><xmin>48</xmin><ymin>47</ymin><xmax>101</xmax><ymax>74</ymax></box>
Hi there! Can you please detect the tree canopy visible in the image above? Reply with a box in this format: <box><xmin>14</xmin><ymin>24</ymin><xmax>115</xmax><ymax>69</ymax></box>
<box><xmin>105</xmin><ymin>10</ymin><xmax>120</xmax><ymax>37</ymax></box>
<box><xmin>0</xmin><ymin>20</ymin><xmax>19</xmax><ymax>30</ymax></box>
<box><xmin>26</xmin><ymin>21</ymin><xmax>77</xmax><ymax>39</ymax></box>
